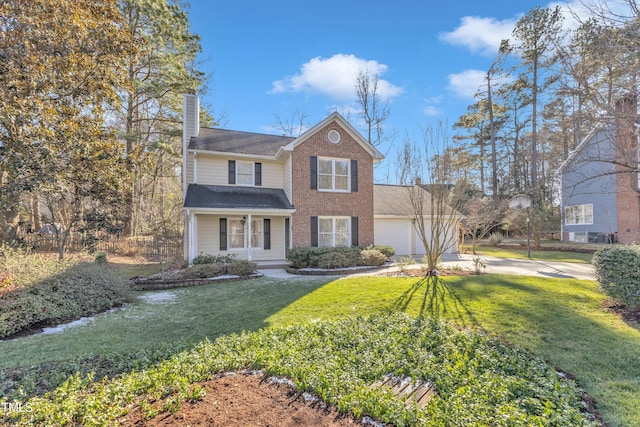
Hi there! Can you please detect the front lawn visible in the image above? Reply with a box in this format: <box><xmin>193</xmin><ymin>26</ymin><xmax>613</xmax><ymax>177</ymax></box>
<box><xmin>2</xmin><ymin>274</ymin><xmax>639</xmax><ymax>426</ymax></box>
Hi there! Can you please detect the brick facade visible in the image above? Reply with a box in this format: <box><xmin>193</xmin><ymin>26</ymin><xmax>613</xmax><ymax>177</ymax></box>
<box><xmin>289</xmin><ymin>121</ymin><xmax>375</xmax><ymax>248</ymax></box>
<box><xmin>615</xmin><ymin>101</ymin><xmax>640</xmax><ymax>243</ymax></box>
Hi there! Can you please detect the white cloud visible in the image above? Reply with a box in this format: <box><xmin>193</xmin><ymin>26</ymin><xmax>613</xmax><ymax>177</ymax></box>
<box><xmin>423</xmin><ymin>106</ymin><xmax>441</xmax><ymax>117</ymax></box>
<box><xmin>447</xmin><ymin>69</ymin><xmax>486</xmax><ymax>99</ymax></box>
<box><xmin>440</xmin><ymin>16</ymin><xmax>517</xmax><ymax>56</ymax></box>
<box><xmin>270</xmin><ymin>54</ymin><xmax>403</xmax><ymax>101</ymax></box>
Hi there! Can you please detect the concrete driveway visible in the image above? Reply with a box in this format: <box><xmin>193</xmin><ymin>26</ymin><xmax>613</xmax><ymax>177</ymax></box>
<box><xmin>438</xmin><ymin>253</ymin><xmax>595</xmax><ymax>281</ymax></box>
<box><xmin>259</xmin><ymin>253</ymin><xmax>595</xmax><ymax>281</ymax></box>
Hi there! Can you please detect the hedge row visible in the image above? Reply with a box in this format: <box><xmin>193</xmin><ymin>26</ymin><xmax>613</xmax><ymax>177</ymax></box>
<box><xmin>287</xmin><ymin>245</ymin><xmax>395</xmax><ymax>269</ymax></box>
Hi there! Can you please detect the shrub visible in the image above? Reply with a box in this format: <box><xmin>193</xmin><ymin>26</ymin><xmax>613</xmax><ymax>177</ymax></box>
<box><xmin>192</xmin><ymin>253</ymin><xmax>237</xmax><ymax>265</ymax></box>
<box><xmin>286</xmin><ymin>247</ymin><xmax>326</xmax><ymax>268</ymax></box>
<box><xmin>593</xmin><ymin>245</ymin><xmax>640</xmax><ymax>309</ymax></box>
<box><xmin>182</xmin><ymin>263</ymin><xmax>226</xmax><ymax>279</ymax></box>
<box><xmin>287</xmin><ymin>246</ymin><xmax>366</xmax><ymax>269</ymax></box>
<box><xmin>317</xmin><ymin>251</ymin><xmax>351</xmax><ymax>269</ymax></box>
<box><xmin>368</xmin><ymin>244</ymin><xmax>395</xmax><ymax>258</ymax></box>
<box><xmin>488</xmin><ymin>232</ymin><xmax>502</xmax><ymax>246</ymax></box>
<box><xmin>0</xmin><ymin>261</ymin><xmax>133</xmax><ymax>339</ymax></box>
<box><xmin>226</xmin><ymin>259</ymin><xmax>256</xmax><ymax>276</ymax></box>
<box><xmin>361</xmin><ymin>249</ymin><xmax>386</xmax><ymax>266</ymax></box>
<box><xmin>94</xmin><ymin>251</ymin><xmax>107</xmax><ymax>264</ymax></box>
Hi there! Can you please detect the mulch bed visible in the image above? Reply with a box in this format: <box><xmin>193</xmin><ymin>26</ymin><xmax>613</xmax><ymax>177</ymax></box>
<box><xmin>119</xmin><ymin>372</ymin><xmax>367</xmax><ymax>426</ymax></box>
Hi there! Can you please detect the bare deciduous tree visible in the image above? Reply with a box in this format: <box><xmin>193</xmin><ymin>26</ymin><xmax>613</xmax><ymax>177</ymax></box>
<box><xmin>397</xmin><ymin>123</ymin><xmax>462</xmax><ymax>276</ymax></box>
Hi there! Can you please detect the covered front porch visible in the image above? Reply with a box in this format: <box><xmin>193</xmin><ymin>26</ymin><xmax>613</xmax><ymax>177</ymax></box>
<box><xmin>183</xmin><ymin>184</ymin><xmax>295</xmax><ymax>263</ymax></box>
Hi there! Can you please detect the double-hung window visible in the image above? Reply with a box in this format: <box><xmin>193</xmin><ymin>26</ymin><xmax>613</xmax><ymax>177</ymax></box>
<box><xmin>229</xmin><ymin>218</ymin><xmax>263</xmax><ymax>249</ymax></box>
<box><xmin>228</xmin><ymin>160</ymin><xmax>262</xmax><ymax>186</ymax></box>
<box><xmin>318</xmin><ymin>217</ymin><xmax>350</xmax><ymax>247</ymax></box>
<box><xmin>565</xmin><ymin>204</ymin><xmax>593</xmax><ymax>225</ymax></box>
<box><xmin>318</xmin><ymin>158</ymin><xmax>349</xmax><ymax>191</ymax></box>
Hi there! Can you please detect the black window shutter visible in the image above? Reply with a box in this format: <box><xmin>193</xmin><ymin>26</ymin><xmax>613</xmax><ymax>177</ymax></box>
<box><xmin>220</xmin><ymin>218</ymin><xmax>227</xmax><ymax>250</ymax></box>
<box><xmin>228</xmin><ymin>160</ymin><xmax>236</xmax><ymax>184</ymax></box>
<box><xmin>310</xmin><ymin>216</ymin><xmax>318</xmax><ymax>247</ymax></box>
<box><xmin>255</xmin><ymin>162</ymin><xmax>262</xmax><ymax>186</ymax></box>
<box><xmin>351</xmin><ymin>216</ymin><xmax>359</xmax><ymax>246</ymax></box>
<box><xmin>310</xmin><ymin>156</ymin><xmax>317</xmax><ymax>190</ymax></box>
<box><xmin>263</xmin><ymin>218</ymin><xmax>271</xmax><ymax>249</ymax></box>
<box><xmin>351</xmin><ymin>160</ymin><xmax>358</xmax><ymax>192</ymax></box>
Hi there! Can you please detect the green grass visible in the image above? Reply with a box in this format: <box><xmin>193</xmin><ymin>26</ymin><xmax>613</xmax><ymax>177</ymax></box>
<box><xmin>472</xmin><ymin>245</ymin><xmax>593</xmax><ymax>263</ymax></box>
<box><xmin>1</xmin><ymin>274</ymin><xmax>639</xmax><ymax>426</ymax></box>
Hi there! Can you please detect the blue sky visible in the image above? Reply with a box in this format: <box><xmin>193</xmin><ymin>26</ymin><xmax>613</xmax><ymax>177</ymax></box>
<box><xmin>186</xmin><ymin>0</ymin><xmax>598</xmax><ymax>176</ymax></box>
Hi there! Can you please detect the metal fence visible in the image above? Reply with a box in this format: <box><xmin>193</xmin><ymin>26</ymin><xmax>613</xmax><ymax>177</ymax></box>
<box><xmin>10</xmin><ymin>235</ymin><xmax>183</xmax><ymax>261</ymax></box>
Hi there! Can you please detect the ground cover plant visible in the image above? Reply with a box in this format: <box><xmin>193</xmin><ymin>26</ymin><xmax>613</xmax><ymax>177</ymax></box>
<box><xmin>1</xmin><ymin>274</ymin><xmax>639</xmax><ymax>425</ymax></box>
<box><xmin>3</xmin><ymin>313</ymin><xmax>593</xmax><ymax>426</ymax></box>
<box><xmin>0</xmin><ymin>248</ymin><xmax>133</xmax><ymax>339</ymax></box>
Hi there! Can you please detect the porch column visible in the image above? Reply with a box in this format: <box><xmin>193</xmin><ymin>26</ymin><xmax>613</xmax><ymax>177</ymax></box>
<box><xmin>189</xmin><ymin>211</ymin><xmax>196</xmax><ymax>264</ymax></box>
<box><xmin>247</xmin><ymin>213</ymin><xmax>252</xmax><ymax>261</ymax></box>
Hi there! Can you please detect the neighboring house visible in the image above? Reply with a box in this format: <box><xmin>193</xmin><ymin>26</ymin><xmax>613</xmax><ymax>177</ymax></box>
<box><xmin>559</xmin><ymin>98</ymin><xmax>640</xmax><ymax>244</ymax></box>
<box><xmin>182</xmin><ymin>93</ymin><xmax>459</xmax><ymax>262</ymax></box>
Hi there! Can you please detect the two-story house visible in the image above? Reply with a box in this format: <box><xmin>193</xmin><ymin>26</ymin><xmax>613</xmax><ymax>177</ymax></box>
<box><xmin>559</xmin><ymin>97</ymin><xmax>640</xmax><ymax>244</ymax></box>
<box><xmin>182</xmin><ymin>93</ymin><xmax>459</xmax><ymax>263</ymax></box>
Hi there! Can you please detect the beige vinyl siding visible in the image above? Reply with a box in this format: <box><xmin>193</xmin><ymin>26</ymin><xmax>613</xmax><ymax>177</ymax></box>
<box><xmin>196</xmin><ymin>214</ymin><xmax>219</xmax><ymax>256</ymax></box>
<box><xmin>193</xmin><ymin>154</ymin><xmax>285</xmax><ymax>188</ymax></box>
<box><xmin>284</xmin><ymin>154</ymin><xmax>292</xmax><ymax>202</ymax></box>
<box><xmin>195</xmin><ymin>214</ymin><xmax>286</xmax><ymax>261</ymax></box>
<box><xmin>185</xmin><ymin>152</ymin><xmax>195</xmax><ymax>184</ymax></box>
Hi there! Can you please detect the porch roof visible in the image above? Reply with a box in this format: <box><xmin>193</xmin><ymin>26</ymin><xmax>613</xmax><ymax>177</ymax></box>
<box><xmin>183</xmin><ymin>184</ymin><xmax>294</xmax><ymax>210</ymax></box>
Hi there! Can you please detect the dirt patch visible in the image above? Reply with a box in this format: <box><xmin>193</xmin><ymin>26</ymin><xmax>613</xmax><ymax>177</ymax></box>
<box><xmin>602</xmin><ymin>299</ymin><xmax>640</xmax><ymax>325</ymax></box>
<box><xmin>120</xmin><ymin>372</ymin><xmax>367</xmax><ymax>426</ymax></box>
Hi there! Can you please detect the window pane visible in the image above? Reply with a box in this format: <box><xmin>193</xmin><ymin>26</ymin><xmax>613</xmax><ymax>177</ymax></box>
<box><xmin>335</xmin><ymin>176</ymin><xmax>348</xmax><ymax>190</ymax></box>
<box><xmin>584</xmin><ymin>205</ymin><xmax>593</xmax><ymax>224</ymax></box>
<box><xmin>238</xmin><ymin>162</ymin><xmax>253</xmax><ymax>173</ymax></box>
<box><xmin>319</xmin><ymin>175</ymin><xmax>332</xmax><ymax>190</ymax></box>
<box><xmin>250</xmin><ymin>219</ymin><xmax>262</xmax><ymax>248</ymax></box>
<box><xmin>335</xmin><ymin>218</ymin><xmax>349</xmax><ymax>232</ymax></box>
<box><xmin>335</xmin><ymin>232</ymin><xmax>349</xmax><ymax>247</ymax></box>
<box><xmin>319</xmin><ymin>159</ymin><xmax>332</xmax><ymax>174</ymax></box>
<box><xmin>319</xmin><ymin>234</ymin><xmax>333</xmax><ymax>247</ymax></box>
<box><xmin>335</xmin><ymin>160</ymin><xmax>348</xmax><ymax>175</ymax></box>
<box><xmin>319</xmin><ymin>218</ymin><xmax>333</xmax><ymax>233</ymax></box>
<box><xmin>230</xmin><ymin>220</ymin><xmax>245</xmax><ymax>248</ymax></box>
<box><xmin>237</xmin><ymin>174</ymin><xmax>253</xmax><ymax>185</ymax></box>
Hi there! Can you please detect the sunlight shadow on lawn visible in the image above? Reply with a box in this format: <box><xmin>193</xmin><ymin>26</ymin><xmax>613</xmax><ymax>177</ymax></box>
<box><xmin>391</xmin><ymin>275</ymin><xmax>482</xmax><ymax>328</ymax></box>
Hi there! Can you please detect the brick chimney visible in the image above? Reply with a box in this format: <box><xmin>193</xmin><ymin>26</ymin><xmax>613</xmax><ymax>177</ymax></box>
<box><xmin>183</xmin><ymin>91</ymin><xmax>199</xmax><ymax>196</ymax></box>
<box><xmin>614</xmin><ymin>96</ymin><xmax>640</xmax><ymax>243</ymax></box>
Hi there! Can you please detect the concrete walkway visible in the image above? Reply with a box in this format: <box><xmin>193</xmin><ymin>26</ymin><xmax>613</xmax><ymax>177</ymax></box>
<box><xmin>258</xmin><ymin>253</ymin><xmax>595</xmax><ymax>281</ymax></box>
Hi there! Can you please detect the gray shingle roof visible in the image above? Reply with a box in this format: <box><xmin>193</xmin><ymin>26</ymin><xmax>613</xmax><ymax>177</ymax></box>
<box><xmin>183</xmin><ymin>184</ymin><xmax>294</xmax><ymax>210</ymax></box>
<box><xmin>374</xmin><ymin>184</ymin><xmax>459</xmax><ymax>216</ymax></box>
<box><xmin>188</xmin><ymin>128</ymin><xmax>294</xmax><ymax>156</ymax></box>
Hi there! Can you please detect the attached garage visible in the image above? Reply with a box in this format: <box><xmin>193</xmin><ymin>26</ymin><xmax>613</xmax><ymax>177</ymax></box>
<box><xmin>374</xmin><ymin>184</ymin><xmax>459</xmax><ymax>257</ymax></box>
<box><xmin>374</xmin><ymin>218</ymin><xmax>412</xmax><ymax>256</ymax></box>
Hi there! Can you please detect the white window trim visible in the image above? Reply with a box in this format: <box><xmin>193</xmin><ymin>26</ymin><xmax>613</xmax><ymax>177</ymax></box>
<box><xmin>317</xmin><ymin>157</ymin><xmax>350</xmax><ymax>192</ymax></box>
<box><xmin>236</xmin><ymin>160</ymin><xmax>255</xmax><ymax>186</ymax></box>
<box><xmin>565</xmin><ymin>204</ymin><xmax>593</xmax><ymax>225</ymax></box>
<box><xmin>318</xmin><ymin>216</ymin><xmax>351</xmax><ymax>247</ymax></box>
<box><xmin>228</xmin><ymin>217</ymin><xmax>264</xmax><ymax>250</ymax></box>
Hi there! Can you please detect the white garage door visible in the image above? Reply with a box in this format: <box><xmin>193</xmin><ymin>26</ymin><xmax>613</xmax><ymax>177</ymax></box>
<box><xmin>415</xmin><ymin>222</ymin><xmax>458</xmax><ymax>255</ymax></box>
<box><xmin>374</xmin><ymin>219</ymin><xmax>411</xmax><ymax>256</ymax></box>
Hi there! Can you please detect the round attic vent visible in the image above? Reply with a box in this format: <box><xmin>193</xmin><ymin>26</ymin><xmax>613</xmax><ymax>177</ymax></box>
<box><xmin>327</xmin><ymin>129</ymin><xmax>341</xmax><ymax>144</ymax></box>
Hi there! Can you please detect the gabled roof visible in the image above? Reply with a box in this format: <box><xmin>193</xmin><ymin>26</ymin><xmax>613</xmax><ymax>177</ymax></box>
<box><xmin>283</xmin><ymin>112</ymin><xmax>384</xmax><ymax>160</ymax></box>
<box><xmin>188</xmin><ymin>128</ymin><xmax>294</xmax><ymax>157</ymax></box>
<box><xmin>557</xmin><ymin>124</ymin><xmax>615</xmax><ymax>173</ymax></box>
<box><xmin>183</xmin><ymin>184</ymin><xmax>294</xmax><ymax>210</ymax></box>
